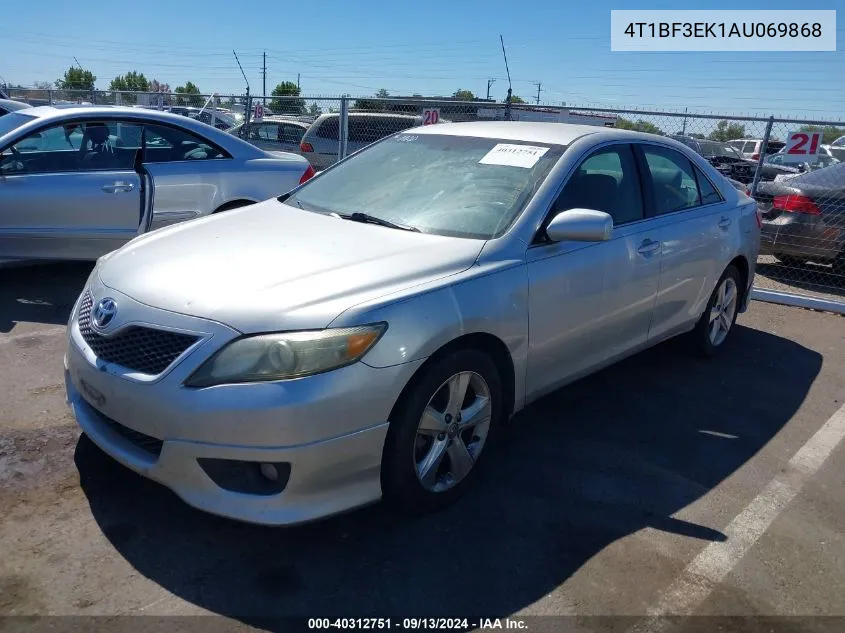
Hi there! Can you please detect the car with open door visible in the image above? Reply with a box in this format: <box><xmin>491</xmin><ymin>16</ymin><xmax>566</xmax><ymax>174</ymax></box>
<box><xmin>0</xmin><ymin>105</ymin><xmax>314</xmax><ymax>262</ymax></box>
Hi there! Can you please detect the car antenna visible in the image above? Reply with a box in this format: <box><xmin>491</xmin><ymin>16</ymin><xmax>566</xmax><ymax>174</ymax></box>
<box><xmin>499</xmin><ymin>35</ymin><xmax>513</xmax><ymax>121</ymax></box>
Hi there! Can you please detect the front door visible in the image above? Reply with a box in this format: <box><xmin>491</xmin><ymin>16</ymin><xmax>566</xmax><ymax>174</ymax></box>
<box><xmin>525</xmin><ymin>143</ymin><xmax>663</xmax><ymax>400</ymax></box>
<box><xmin>0</xmin><ymin>120</ymin><xmax>144</xmax><ymax>260</ymax></box>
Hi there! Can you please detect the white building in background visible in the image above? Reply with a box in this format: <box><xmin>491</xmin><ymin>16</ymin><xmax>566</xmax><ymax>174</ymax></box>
<box><xmin>476</xmin><ymin>106</ymin><xmax>617</xmax><ymax>127</ymax></box>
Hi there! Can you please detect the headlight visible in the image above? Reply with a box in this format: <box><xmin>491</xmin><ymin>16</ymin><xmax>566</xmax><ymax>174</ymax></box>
<box><xmin>184</xmin><ymin>323</ymin><xmax>387</xmax><ymax>387</ymax></box>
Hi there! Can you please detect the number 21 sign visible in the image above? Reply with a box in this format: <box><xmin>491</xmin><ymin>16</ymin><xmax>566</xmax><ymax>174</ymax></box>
<box><xmin>782</xmin><ymin>130</ymin><xmax>822</xmax><ymax>163</ymax></box>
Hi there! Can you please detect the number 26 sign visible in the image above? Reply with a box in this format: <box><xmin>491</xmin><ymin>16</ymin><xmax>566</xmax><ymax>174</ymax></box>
<box><xmin>782</xmin><ymin>130</ymin><xmax>822</xmax><ymax>163</ymax></box>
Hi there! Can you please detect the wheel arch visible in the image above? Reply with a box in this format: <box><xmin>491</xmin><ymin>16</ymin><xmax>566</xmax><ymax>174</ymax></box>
<box><xmin>212</xmin><ymin>198</ymin><xmax>258</xmax><ymax>214</ymax></box>
<box><xmin>387</xmin><ymin>332</ymin><xmax>517</xmax><ymax>426</ymax></box>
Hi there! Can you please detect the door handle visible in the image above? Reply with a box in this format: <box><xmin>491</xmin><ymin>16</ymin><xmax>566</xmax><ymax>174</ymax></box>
<box><xmin>637</xmin><ymin>239</ymin><xmax>661</xmax><ymax>256</ymax></box>
<box><xmin>101</xmin><ymin>181</ymin><xmax>135</xmax><ymax>194</ymax></box>
<box><xmin>718</xmin><ymin>216</ymin><xmax>732</xmax><ymax>229</ymax></box>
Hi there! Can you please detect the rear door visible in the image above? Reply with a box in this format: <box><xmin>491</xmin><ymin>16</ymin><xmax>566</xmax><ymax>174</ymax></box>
<box><xmin>634</xmin><ymin>143</ymin><xmax>728</xmax><ymax>341</ymax></box>
<box><xmin>0</xmin><ymin>119</ymin><xmax>144</xmax><ymax>260</ymax></box>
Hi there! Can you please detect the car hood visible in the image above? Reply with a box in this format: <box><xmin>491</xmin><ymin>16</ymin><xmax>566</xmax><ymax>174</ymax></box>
<box><xmin>98</xmin><ymin>200</ymin><xmax>485</xmax><ymax>333</ymax></box>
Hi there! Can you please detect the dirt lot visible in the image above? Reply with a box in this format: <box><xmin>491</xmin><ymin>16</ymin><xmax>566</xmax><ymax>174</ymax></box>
<box><xmin>1</xmin><ymin>262</ymin><xmax>844</xmax><ymax>633</ymax></box>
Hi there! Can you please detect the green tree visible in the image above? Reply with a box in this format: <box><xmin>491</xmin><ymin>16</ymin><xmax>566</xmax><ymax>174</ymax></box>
<box><xmin>615</xmin><ymin>116</ymin><xmax>664</xmax><ymax>135</ymax></box>
<box><xmin>55</xmin><ymin>67</ymin><xmax>96</xmax><ymax>91</ymax></box>
<box><xmin>509</xmin><ymin>95</ymin><xmax>526</xmax><ymax>104</ymax></box>
<box><xmin>308</xmin><ymin>102</ymin><xmax>322</xmax><ymax>116</ymax></box>
<box><xmin>375</xmin><ymin>88</ymin><xmax>390</xmax><ymax>98</ymax></box>
<box><xmin>109</xmin><ymin>71</ymin><xmax>150</xmax><ymax>104</ymax></box>
<box><xmin>708</xmin><ymin>120</ymin><xmax>746</xmax><ymax>142</ymax></box>
<box><xmin>453</xmin><ymin>89</ymin><xmax>476</xmax><ymax>101</ymax></box>
<box><xmin>798</xmin><ymin>124</ymin><xmax>845</xmax><ymax>145</ymax></box>
<box><xmin>269</xmin><ymin>81</ymin><xmax>305</xmax><ymax>114</ymax></box>
<box><xmin>174</xmin><ymin>81</ymin><xmax>202</xmax><ymax>106</ymax></box>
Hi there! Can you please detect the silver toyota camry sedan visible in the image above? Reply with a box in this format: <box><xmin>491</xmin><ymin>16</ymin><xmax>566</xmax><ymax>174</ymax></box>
<box><xmin>64</xmin><ymin>121</ymin><xmax>761</xmax><ymax>526</ymax></box>
<box><xmin>0</xmin><ymin>105</ymin><xmax>313</xmax><ymax>262</ymax></box>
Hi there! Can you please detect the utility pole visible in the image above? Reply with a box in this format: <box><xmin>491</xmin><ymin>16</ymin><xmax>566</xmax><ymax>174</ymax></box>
<box><xmin>73</xmin><ymin>56</ymin><xmax>82</xmax><ymax>68</ymax></box>
<box><xmin>499</xmin><ymin>35</ymin><xmax>513</xmax><ymax>121</ymax></box>
<box><xmin>534</xmin><ymin>81</ymin><xmax>542</xmax><ymax>105</ymax></box>
<box><xmin>486</xmin><ymin>78</ymin><xmax>496</xmax><ymax>101</ymax></box>
<box><xmin>297</xmin><ymin>73</ymin><xmax>300</xmax><ymax>91</ymax></box>
<box><xmin>262</xmin><ymin>51</ymin><xmax>267</xmax><ymax>105</ymax></box>
<box><xmin>681</xmin><ymin>107</ymin><xmax>688</xmax><ymax>135</ymax></box>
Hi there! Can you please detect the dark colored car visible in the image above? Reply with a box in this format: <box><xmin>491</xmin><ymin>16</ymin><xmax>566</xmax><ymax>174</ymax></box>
<box><xmin>669</xmin><ymin>136</ymin><xmax>756</xmax><ymax>184</ymax></box>
<box><xmin>754</xmin><ymin>162</ymin><xmax>845</xmax><ymax>272</ymax></box>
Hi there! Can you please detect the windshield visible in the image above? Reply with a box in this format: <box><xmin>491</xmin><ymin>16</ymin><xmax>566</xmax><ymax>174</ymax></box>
<box><xmin>0</xmin><ymin>112</ymin><xmax>36</xmax><ymax>139</ymax></box>
<box><xmin>287</xmin><ymin>133</ymin><xmax>564</xmax><ymax>239</ymax></box>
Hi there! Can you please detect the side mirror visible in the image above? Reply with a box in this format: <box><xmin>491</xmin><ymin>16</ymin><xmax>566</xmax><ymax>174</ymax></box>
<box><xmin>545</xmin><ymin>208</ymin><xmax>613</xmax><ymax>243</ymax></box>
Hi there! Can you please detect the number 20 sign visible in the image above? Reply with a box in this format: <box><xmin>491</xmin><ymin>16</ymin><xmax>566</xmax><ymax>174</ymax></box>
<box><xmin>422</xmin><ymin>108</ymin><xmax>440</xmax><ymax>125</ymax></box>
<box><xmin>783</xmin><ymin>130</ymin><xmax>822</xmax><ymax>163</ymax></box>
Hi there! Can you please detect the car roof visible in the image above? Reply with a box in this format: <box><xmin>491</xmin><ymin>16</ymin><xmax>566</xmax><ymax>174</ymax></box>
<box><xmin>0</xmin><ymin>98</ymin><xmax>32</xmax><ymax>111</ymax></box>
<box><xmin>406</xmin><ymin>120</ymin><xmax>658</xmax><ymax>145</ymax></box>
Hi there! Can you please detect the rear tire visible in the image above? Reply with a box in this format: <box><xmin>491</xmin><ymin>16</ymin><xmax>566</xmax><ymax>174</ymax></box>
<box><xmin>690</xmin><ymin>265</ymin><xmax>742</xmax><ymax>358</ymax></box>
<box><xmin>381</xmin><ymin>349</ymin><xmax>503</xmax><ymax>516</ymax></box>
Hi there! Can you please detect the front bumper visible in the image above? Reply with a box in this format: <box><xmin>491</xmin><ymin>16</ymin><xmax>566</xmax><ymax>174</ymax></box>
<box><xmin>64</xmin><ymin>287</ymin><xmax>425</xmax><ymax>526</ymax></box>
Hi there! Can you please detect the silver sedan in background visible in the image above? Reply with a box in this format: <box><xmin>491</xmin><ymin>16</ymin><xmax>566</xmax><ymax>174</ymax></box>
<box><xmin>64</xmin><ymin>122</ymin><xmax>760</xmax><ymax>526</ymax></box>
<box><xmin>0</xmin><ymin>105</ymin><xmax>314</xmax><ymax>262</ymax></box>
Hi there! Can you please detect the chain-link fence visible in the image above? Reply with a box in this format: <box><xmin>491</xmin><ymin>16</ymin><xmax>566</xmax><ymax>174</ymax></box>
<box><xmin>5</xmin><ymin>88</ymin><xmax>844</xmax><ymax>312</ymax></box>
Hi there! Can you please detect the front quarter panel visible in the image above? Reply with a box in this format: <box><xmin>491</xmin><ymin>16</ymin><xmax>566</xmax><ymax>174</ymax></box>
<box><xmin>329</xmin><ymin>259</ymin><xmax>530</xmax><ymax>411</ymax></box>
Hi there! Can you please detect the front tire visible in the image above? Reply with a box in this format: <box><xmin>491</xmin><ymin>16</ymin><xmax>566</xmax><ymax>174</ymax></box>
<box><xmin>381</xmin><ymin>349</ymin><xmax>503</xmax><ymax>515</ymax></box>
<box><xmin>690</xmin><ymin>265</ymin><xmax>742</xmax><ymax>358</ymax></box>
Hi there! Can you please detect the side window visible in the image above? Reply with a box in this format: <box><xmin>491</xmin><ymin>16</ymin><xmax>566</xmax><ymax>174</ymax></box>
<box><xmin>553</xmin><ymin>144</ymin><xmax>644</xmax><ymax>226</ymax></box>
<box><xmin>257</xmin><ymin>123</ymin><xmax>279</xmax><ymax>141</ymax></box>
<box><xmin>694</xmin><ymin>166</ymin><xmax>723</xmax><ymax>205</ymax></box>
<box><xmin>641</xmin><ymin>146</ymin><xmax>702</xmax><ymax>215</ymax></box>
<box><xmin>348</xmin><ymin>118</ymin><xmax>385</xmax><ymax>144</ymax></box>
<box><xmin>742</xmin><ymin>141</ymin><xmax>755</xmax><ymax>154</ymax></box>
<box><xmin>142</xmin><ymin>123</ymin><xmax>228</xmax><ymax>162</ymax></box>
<box><xmin>1</xmin><ymin>120</ymin><xmax>141</xmax><ymax>175</ymax></box>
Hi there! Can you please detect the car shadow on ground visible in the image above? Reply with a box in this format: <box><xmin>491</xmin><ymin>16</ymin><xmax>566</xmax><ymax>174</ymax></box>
<box><xmin>0</xmin><ymin>262</ymin><xmax>94</xmax><ymax>333</ymax></box>
<box><xmin>757</xmin><ymin>261</ymin><xmax>845</xmax><ymax>299</ymax></box>
<box><xmin>74</xmin><ymin>325</ymin><xmax>821</xmax><ymax>627</ymax></box>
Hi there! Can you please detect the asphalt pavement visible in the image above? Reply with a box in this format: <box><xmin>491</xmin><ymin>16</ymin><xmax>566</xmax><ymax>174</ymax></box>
<box><xmin>1</xmin><ymin>262</ymin><xmax>844</xmax><ymax>633</ymax></box>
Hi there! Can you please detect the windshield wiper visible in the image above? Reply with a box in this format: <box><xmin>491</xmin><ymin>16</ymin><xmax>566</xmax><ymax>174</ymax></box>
<box><xmin>337</xmin><ymin>212</ymin><xmax>420</xmax><ymax>232</ymax></box>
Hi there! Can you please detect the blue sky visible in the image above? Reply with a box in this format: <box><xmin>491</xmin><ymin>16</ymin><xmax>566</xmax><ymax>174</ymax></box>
<box><xmin>4</xmin><ymin>0</ymin><xmax>843</xmax><ymax>120</ymax></box>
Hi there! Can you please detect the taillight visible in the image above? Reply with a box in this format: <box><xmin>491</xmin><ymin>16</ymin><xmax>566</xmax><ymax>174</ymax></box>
<box><xmin>750</xmin><ymin>153</ymin><xmax>760</xmax><ymax>161</ymax></box>
<box><xmin>300</xmin><ymin>142</ymin><xmax>313</xmax><ymax>153</ymax></box>
<box><xmin>772</xmin><ymin>194</ymin><xmax>820</xmax><ymax>215</ymax></box>
<box><xmin>299</xmin><ymin>164</ymin><xmax>315</xmax><ymax>184</ymax></box>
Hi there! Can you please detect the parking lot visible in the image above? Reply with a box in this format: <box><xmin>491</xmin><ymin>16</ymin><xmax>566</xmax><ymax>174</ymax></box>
<box><xmin>1</xmin><ymin>262</ymin><xmax>844</xmax><ymax>631</ymax></box>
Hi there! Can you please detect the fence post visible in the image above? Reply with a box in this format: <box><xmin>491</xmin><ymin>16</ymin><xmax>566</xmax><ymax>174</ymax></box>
<box><xmin>48</xmin><ymin>89</ymin><xmax>53</xmax><ymax>105</ymax></box>
<box><xmin>339</xmin><ymin>96</ymin><xmax>349</xmax><ymax>160</ymax></box>
<box><xmin>750</xmin><ymin>116</ymin><xmax>774</xmax><ymax>196</ymax></box>
<box><xmin>244</xmin><ymin>90</ymin><xmax>252</xmax><ymax>131</ymax></box>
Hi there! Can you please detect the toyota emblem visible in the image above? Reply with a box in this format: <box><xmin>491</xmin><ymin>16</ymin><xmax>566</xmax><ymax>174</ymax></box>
<box><xmin>92</xmin><ymin>298</ymin><xmax>118</xmax><ymax>328</ymax></box>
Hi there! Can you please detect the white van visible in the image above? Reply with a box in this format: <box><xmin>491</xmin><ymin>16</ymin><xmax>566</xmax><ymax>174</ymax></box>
<box><xmin>298</xmin><ymin>112</ymin><xmax>423</xmax><ymax>169</ymax></box>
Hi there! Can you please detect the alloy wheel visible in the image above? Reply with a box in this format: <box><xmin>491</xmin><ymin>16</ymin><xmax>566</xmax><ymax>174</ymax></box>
<box><xmin>413</xmin><ymin>371</ymin><xmax>492</xmax><ymax>493</ymax></box>
<box><xmin>709</xmin><ymin>277</ymin><xmax>738</xmax><ymax>347</ymax></box>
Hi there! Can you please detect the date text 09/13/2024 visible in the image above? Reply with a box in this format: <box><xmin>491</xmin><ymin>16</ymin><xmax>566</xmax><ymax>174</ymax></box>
<box><xmin>307</xmin><ymin>618</ymin><xmax>528</xmax><ymax>630</ymax></box>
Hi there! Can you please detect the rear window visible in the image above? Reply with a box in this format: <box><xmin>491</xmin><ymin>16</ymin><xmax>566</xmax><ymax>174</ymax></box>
<box><xmin>288</xmin><ymin>133</ymin><xmax>565</xmax><ymax>239</ymax></box>
<box><xmin>316</xmin><ymin>117</ymin><xmax>339</xmax><ymax>140</ymax></box>
<box><xmin>788</xmin><ymin>162</ymin><xmax>845</xmax><ymax>187</ymax></box>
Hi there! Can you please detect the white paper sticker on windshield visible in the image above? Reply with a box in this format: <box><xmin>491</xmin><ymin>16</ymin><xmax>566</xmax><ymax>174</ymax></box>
<box><xmin>479</xmin><ymin>144</ymin><xmax>550</xmax><ymax>168</ymax></box>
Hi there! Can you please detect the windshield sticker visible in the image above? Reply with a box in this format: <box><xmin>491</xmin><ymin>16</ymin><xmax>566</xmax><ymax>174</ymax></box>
<box><xmin>394</xmin><ymin>135</ymin><xmax>419</xmax><ymax>143</ymax></box>
<box><xmin>479</xmin><ymin>144</ymin><xmax>550</xmax><ymax>168</ymax></box>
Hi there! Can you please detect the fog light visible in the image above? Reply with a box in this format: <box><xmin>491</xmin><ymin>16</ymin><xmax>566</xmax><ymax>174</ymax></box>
<box><xmin>260</xmin><ymin>462</ymin><xmax>279</xmax><ymax>481</ymax></box>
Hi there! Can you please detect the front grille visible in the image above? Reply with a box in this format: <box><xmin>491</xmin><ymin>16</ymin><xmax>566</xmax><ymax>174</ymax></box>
<box><xmin>93</xmin><ymin>407</ymin><xmax>164</xmax><ymax>457</ymax></box>
<box><xmin>78</xmin><ymin>291</ymin><xmax>199</xmax><ymax>375</ymax></box>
